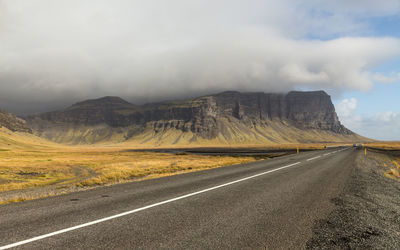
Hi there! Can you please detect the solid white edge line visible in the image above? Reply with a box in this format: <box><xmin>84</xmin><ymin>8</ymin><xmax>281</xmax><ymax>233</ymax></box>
<box><xmin>0</xmin><ymin>161</ymin><xmax>302</xmax><ymax>250</ymax></box>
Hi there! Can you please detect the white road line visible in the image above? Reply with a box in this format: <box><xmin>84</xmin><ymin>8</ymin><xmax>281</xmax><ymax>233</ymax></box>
<box><xmin>0</xmin><ymin>161</ymin><xmax>302</xmax><ymax>250</ymax></box>
<box><xmin>323</xmin><ymin>153</ymin><xmax>331</xmax><ymax>156</ymax></box>
<box><xmin>306</xmin><ymin>155</ymin><xmax>321</xmax><ymax>161</ymax></box>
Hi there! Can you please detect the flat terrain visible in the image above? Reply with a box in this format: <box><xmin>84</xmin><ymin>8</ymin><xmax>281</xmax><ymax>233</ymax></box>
<box><xmin>365</xmin><ymin>141</ymin><xmax>400</xmax><ymax>150</ymax></box>
<box><xmin>0</xmin><ymin>147</ymin><xmax>356</xmax><ymax>249</ymax></box>
<box><xmin>0</xmin><ymin>147</ymin><xmax>256</xmax><ymax>204</ymax></box>
<box><xmin>0</xmin><ymin>129</ymin><xmax>333</xmax><ymax>204</ymax></box>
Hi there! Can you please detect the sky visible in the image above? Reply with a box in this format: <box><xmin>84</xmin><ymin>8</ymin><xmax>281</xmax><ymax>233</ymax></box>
<box><xmin>0</xmin><ymin>0</ymin><xmax>400</xmax><ymax>140</ymax></box>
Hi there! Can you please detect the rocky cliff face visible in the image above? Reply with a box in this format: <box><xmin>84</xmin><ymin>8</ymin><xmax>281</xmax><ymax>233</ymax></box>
<box><xmin>0</xmin><ymin>109</ymin><xmax>32</xmax><ymax>133</ymax></box>
<box><xmin>199</xmin><ymin>90</ymin><xmax>349</xmax><ymax>133</ymax></box>
<box><xmin>25</xmin><ymin>91</ymin><xmax>356</xmax><ymax>145</ymax></box>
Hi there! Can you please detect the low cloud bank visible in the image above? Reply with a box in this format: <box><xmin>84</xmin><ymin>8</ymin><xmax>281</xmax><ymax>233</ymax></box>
<box><xmin>0</xmin><ymin>0</ymin><xmax>400</xmax><ymax>114</ymax></box>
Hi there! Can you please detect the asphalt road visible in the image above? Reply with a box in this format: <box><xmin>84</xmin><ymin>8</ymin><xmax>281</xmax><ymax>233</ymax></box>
<box><xmin>0</xmin><ymin>147</ymin><xmax>357</xmax><ymax>249</ymax></box>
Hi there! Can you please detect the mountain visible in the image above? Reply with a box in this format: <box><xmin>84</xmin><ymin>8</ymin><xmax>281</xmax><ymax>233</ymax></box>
<box><xmin>0</xmin><ymin>109</ymin><xmax>57</xmax><ymax>149</ymax></box>
<box><xmin>0</xmin><ymin>109</ymin><xmax>32</xmax><ymax>133</ymax></box>
<box><xmin>25</xmin><ymin>91</ymin><xmax>364</xmax><ymax>145</ymax></box>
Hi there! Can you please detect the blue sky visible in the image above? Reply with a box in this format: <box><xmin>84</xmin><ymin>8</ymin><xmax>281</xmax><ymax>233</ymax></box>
<box><xmin>331</xmin><ymin>13</ymin><xmax>400</xmax><ymax>140</ymax></box>
<box><xmin>337</xmin><ymin>57</ymin><xmax>400</xmax><ymax>116</ymax></box>
<box><xmin>0</xmin><ymin>0</ymin><xmax>400</xmax><ymax>140</ymax></box>
<box><xmin>370</xmin><ymin>14</ymin><xmax>400</xmax><ymax>37</ymax></box>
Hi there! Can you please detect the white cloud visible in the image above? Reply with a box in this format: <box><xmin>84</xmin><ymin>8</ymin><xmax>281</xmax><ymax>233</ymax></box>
<box><xmin>373</xmin><ymin>72</ymin><xmax>400</xmax><ymax>84</ymax></box>
<box><xmin>361</xmin><ymin>112</ymin><xmax>400</xmax><ymax>140</ymax></box>
<box><xmin>337</xmin><ymin>98</ymin><xmax>358</xmax><ymax>118</ymax></box>
<box><xmin>0</xmin><ymin>0</ymin><xmax>399</xmax><ymax>114</ymax></box>
<box><xmin>337</xmin><ymin>98</ymin><xmax>400</xmax><ymax>140</ymax></box>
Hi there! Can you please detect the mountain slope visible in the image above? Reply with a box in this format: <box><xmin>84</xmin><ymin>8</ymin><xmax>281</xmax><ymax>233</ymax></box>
<box><xmin>25</xmin><ymin>91</ymin><xmax>365</xmax><ymax>145</ymax></box>
<box><xmin>0</xmin><ymin>109</ymin><xmax>56</xmax><ymax>149</ymax></box>
<box><xmin>0</xmin><ymin>109</ymin><xmax>31</xmax><ymax>133</ymax></box>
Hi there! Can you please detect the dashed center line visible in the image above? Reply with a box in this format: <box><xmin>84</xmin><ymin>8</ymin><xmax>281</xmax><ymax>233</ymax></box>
<box><xmin>319</xmin><ymin>147</ymin><xmax>349</xmax><ymax>158</ymax></box>
<box><xmin>306</xmin><ymin>155</ymin><xmax>322</xmax><ymax>161</ymax></box>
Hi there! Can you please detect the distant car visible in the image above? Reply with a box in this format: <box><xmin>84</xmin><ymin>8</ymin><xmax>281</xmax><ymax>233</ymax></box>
<box><xmin>353</xmin><ymin>143</ymin><xmax>362</xmax><ymax>148</ymax></box>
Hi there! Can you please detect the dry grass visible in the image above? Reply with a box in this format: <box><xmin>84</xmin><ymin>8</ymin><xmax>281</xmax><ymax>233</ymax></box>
<box><xmin>127</xmin><ymin>143</ymin><xmax>336</xmax><ymax>151</ymax></box>
<box><xmin>0</xmin><ymin>190</ymin><xmax>70</xmax><ymax>205</ymax></box>
<box><xmin>365</xmin><ymin>141</ymin><xmax>400</xmax><ymax>150</ymax></box>
<box><xmin>75</xmin><ymin>151</ymin><xmax>256</xmax><ymax>187</ymax></box>
<box><xmin>365</xmin><ymin>142</ymin><xmax>400</xmax><ymax>181</ymax></box>
<box><xmin>0</xmin><ymin>127</ymin><xmax>339</xmax><ymax>204</ymax></box>
<box><xmin>0</xmin><ymin>134</ymin><xmax>340</xmax><ymax>194</ymax></box>
<box><xmin>385</xmin><ymin>160</ymin><xmax>400</xmax><ymax>180</ymax></box>
<box><xmin>0</xmin><ymin>147</ymin><xmax>257</xmax><ymax>194</ymax></box>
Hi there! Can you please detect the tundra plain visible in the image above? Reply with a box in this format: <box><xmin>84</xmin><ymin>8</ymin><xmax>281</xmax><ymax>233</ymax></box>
<box><xmin>0</xmin><ymin>127</ymin><xmax>337</xmax><ymax>204</ymax></box>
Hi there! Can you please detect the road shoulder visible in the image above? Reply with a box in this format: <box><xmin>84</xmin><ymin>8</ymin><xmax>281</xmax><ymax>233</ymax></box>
<box><xmin>306</xmin><ymin>150</ymin><xmax>400</xmax><ymax>249</ymax></box>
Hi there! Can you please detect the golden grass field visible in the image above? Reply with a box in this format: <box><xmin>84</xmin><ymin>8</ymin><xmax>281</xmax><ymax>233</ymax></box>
<box><xmin>0</xmin><ymin>147</ymin><xmax>259</xmax><ymax>201</ymax></box>
<box><xmin>365</xmin><ymin>141</ymin><xmax>400</xmax><ymax>150</ymax></box>
<box><xmin>0</xmin><ymin>129</ymin><xmax>257</xmax><ymax>203</ymax></box>
<box><xmin>0</xmin><ymin>143</ymin><xmax>329</xmax><ymax>192</ymax></box>
<box><xmin>0</xmin><ymin>127</ymin><xmax>350</xmax><ymax>204</ymax></box>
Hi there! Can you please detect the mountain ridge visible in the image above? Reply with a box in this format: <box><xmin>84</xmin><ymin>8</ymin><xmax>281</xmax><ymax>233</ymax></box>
<box><xmin>25</xmin><ymin>90</ymin><xmax>364</xmax><ymax>145</ymax></box>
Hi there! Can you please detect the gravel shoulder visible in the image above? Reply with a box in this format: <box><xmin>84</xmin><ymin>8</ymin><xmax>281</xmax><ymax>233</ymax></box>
<box><xmin>307</xmin><ymin>149</ymin><xmax>400</xmax><ymax>249</ymax></box>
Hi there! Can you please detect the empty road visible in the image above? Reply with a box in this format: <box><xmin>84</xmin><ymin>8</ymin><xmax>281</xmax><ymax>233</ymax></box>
<box><xmin>0</xmin><ymin>147</ymin><xmax>357</xmax><ymax>249</ymax></box>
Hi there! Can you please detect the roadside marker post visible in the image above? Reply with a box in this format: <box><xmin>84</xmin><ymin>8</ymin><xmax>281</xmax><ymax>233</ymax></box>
<box><xmin>297</xmin><ymin>147</ymin><xmax>299</xmax><ymax>154</ymax></box>
<box><xmin>364</xmin><ymin>148</ymin><xmax>367</xmax><ymax>156</ymax></box>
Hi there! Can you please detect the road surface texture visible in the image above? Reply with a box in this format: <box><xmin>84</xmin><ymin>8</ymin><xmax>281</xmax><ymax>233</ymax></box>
<box><xmin>307</xmin><ymin>149</ymin><xmax>400</xmax><ymax>249</ymax></box>
<box><xmin>0</xmin><ymin>147</ymin><xmax>360</xmax><ymax>249</ymax></box>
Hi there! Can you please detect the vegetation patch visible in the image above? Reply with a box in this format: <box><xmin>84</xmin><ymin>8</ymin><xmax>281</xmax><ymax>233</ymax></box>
<box><xmin>365</xmin><ymin>141</ymin><xmax>400</xmax><ymax>151</ymax></box>
<box><xmin>385</xmin><ymin>160</ymin><xmax>400</xmax><ymax>180</ymax></box>
<box><xmin>364</xmin><ymin>142</ymin><xmax>400</xmax><ymax>181</ymax></box>
<box><xmin>0</xmin><ymin>147</ymin><xmax>257</xmax><ymax>202</ymax></box>
<box><xmin>0</xmin><ymin>128</ymin><xmax>332</xmax><ymax>203</ymax></box>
